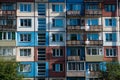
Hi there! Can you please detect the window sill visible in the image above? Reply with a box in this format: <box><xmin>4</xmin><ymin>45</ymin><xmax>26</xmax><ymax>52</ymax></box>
<box><xmin>19</xmin><ymin>41</ymin><xmax>31</xmax><ymax>43</ymax></box>
<box><xmin>19</xmin><ymin>26</ymin><xmax>31</xmax><ymax>28</ymax></box>
<box><xmin>105</xmin><ymin>56</ymin><xmax>117</xmax><ymax>58</ymax></box>
<box><xmin>51</xmin><ymin>12</ymin><xmax>64</xmax><ymax>13</ymax></box>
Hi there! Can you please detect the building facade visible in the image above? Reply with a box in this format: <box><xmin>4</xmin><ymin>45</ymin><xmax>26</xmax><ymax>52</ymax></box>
<box><xmin>0</xmin><ymin>0</ymin><xmax>119</xmax><ymax>80</ymax></box>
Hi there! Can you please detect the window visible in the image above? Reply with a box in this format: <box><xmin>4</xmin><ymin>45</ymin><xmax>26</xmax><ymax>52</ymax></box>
<box><xmin>105</xmin><ymin>33</ymin><xmax>116</xmax><ymax>41</ymax></box>
<box><xmin>87</xmin><ymin>34</ymin><xmax>99</xmax><ymax>40</ymax></box>
<box><xmin>67</xmin><ymin>19</ymin><xmax>80</xmax><ymax>26</ymax></box>
<box><xmin>20</xmin><ymin>49</ymin><xmax>31</xmax><ymax>57</ymax></box>
<box><xmin>70</xmin><ymin>48</ymin><xmax>81</xmax><ymax>56</ymax></box>
<box><xmin>20</xmin><ymin>19</ymin><xmax>31</xmax><ymax>27</ymax></box>
<box><xmin>20</xmin><ymin>64</ymin><xmax>31</xmax><ymax>72</ymax></box>
<box><xmin>0</xmin><ymin>19</ymin><xmax>16</xmax><ymax>26</ymax></box>
<box><xmin>52</xmin><ymin>19</ymin><xmax>64</xmax><ymax>27</ymax></box>
<box><xmin>52</xmin><ymin>34</ymin><xmax>63</xmax><ymax>42</ymax></box>
<box><xmin>89</xmin><ymin>78</ymin><xmax>102</xmax><ymax>80</ymax></box>
<box><xmin>106</xmin><ymin>48</ymin><xmax>117</xmax><ymax>57</ymax></box>
<box><xmin>88</xmin><ymin>63</ymin><xmax>99</xmax><ymax>71</ymax></box>
<box><xmin>2</xmin><ymin>3</ymin><xmax>15</xmax><ymax>10</ymax></box>
<box><xmin>70</xmin><ymin>34</ymin><xmax>77</xmax><ymax>40</ymax></box>
<box><xmin>20</xmin><ymin>34</ymin><xmax>31</xmax><ymax>42</ymax></box>
<box><xmin>0</xmin><ymin>32</ymin><xmax>15</xmax><ymax>40</ymax></box>
<box><xmin>87</xmin><ymin>18</ymin><xmax>99</xmax><ymax>26</ymax></box>
<box><xmin>20</xmin><ymin>4</ymin><xmax>31</xmax><ymax>12</ymax></box>
<box><xmin>86</xmin><ymin>4</ymin><xmax>99</xmax><ymax>10</ymax></box>
<box><xmin>0</xmin><ymin>48</ymin><xmax>13</xmax><ymax>56</ymax></box>
<box><xmin>53</xmin><ymin>64</ymin><xmax>63</xmax><ymax>72</ymax></box>
<box><xmin>52</xmin><ymin>4</ymin><xmax>63</xmax><ymax>12</ymax></box>
<box><xmin>68</xmin><ymin>62</ymin><xmax>84</xmax><ymax>71</ymax></box>
<box><xmin>68</xmin><ymin>4</ymin><xmax>81</xmax><ymax>11</ymax></box>
<box><xmin>105</xmin><ymin>18</ymin><xmax>116</xmax><ymax>27</ymax></box>
<box><xmin>87</xmin><ymin>48</ymin><xmax>102</xmax><ymax>55</ymax></box>
<box><xmin>52</xmin><ymin>49</ymin><xmax>63</xmax><ymax>57</ymax></box>
<box><xmin>105</xmin><ymin>4</ymin><xmax>116</xmax><ymax>12</ymax></box>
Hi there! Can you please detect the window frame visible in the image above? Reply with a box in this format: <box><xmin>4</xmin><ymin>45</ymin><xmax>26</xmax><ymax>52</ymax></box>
<box><xmin>52</xmin><ymin>33</ymin><xmax>63</xmax><ymax>42</ymax></box>
<box><xmin>20</xmin><ymin>19</ymin><xmax>32</xmax><ymax>27</ymax></box>
<box><xmin>52</xmin><ymin>4</ymin><xmax>63</xmax><ymax>12</ymax></box>
<box><xmin>52</xmin><ymin>48</ymin><xmax>63</xmax><ymax>57</ymax></box>
<box><xmin>20</xmin><ymin>4</ymin><xmax>31</xmax><ymax>12</ymax></box>
<box><xmin>19</xmin><ymin>64</ymin><xmax>31</xmax><ymax>72</ymax></box>
<box><xmin>52</xmin><ymin>18</ymin><xmax>64</xmax><ymax>27</ymax></box>
<box><xmin>0</xmin><ymin>48</ymin><xmax>13</xmax><ymax>56</ymax></box>
<box><xmin>88</xmin><ymin>63</ymin><xmax>100</xmax><ymax>71</ymax></box>
<box><xmin>20</xmin><ymin>49</ymin><xmax>31</xmax><ymax>57</ymax></box>
<box><xmin>53</xmin><ymin>64</ymin><xmax>63</xmax><ymax>72</ymax></box>
<box><xmin>67</xmin><ymin>62</ymin><xmax>85</xmax><ymax>71</ymax></box>
<box><xmin>106</xmin><ymin>48</ymin><xmax>117</xmax><ymax>57</ymax></box>
<box><xmin>20</xmin><ymin>34</ymin><xmax>31</xmax><ymax>42</ymax></box>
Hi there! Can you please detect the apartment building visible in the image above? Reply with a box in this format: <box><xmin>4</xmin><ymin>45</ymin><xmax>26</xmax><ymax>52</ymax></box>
<box><xmin>0</xmin><ymin>0</ymin><xmax>119</xmax><ymax>80</ymax></box>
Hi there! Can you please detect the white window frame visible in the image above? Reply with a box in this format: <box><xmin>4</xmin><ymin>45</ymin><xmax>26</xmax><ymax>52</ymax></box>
<box><xmin>106</xmin><ymin>48</ymin><xmax>117</xmax><ymax>57</ymax></box>
<box><xmin>2</xmin><ymin>32</ymin><xmax>13</xmax><ymax>40</ymax></box>
<box><xmin>20</xmin><ymin>49</ymin><xmax>31</xmax><ymax>57</ymax></box>
<box><xmin>52</xmin><ymin>4</ymin><xmax>63</xmax><ymax>12</ymax></box>
<box><xmin>20</xmin><ymin>64</ymin><xmax>31</xmax><ymax>72</ymax></box>
<box><xmin>88</xmin><ymin>63</ymin><xmax>99</xmax><ymax>71</ymax></box>
<box><xmin>52</xmin><ymin>49</ymin><xmax>63</xmax><ymax>57</ymax></box>
<box><xmin>52</xmin><ymin>33</ymin><xmax>63</xmax><ymax>42</ymax></box>
<box><xmin>67</xmin><ymin>62</ymin><xmax>85</xmax><ymax>71</ymax></box>
<box><xmin>87</xmin><ymin>47</ymin><xmax>103</xmax><ymax>55</ymax></box>
<box><xmin>0</xmin><ymin>48</ymin><xmax>13</xmax><ymax>56</ymax></box>
<box><xmin>20</xmin><ymin>4</ymin><xmax>31</xmax><ymax>12</ymax></box>
<box><xmin>20</xmin><ymin>19</ymin><xmax>31</xmax><ymax>27</ymax></box>
<box><xmin>20</xmin><ymin>34</ymin><xmax>31</xmax><ymax>42</ymax></box>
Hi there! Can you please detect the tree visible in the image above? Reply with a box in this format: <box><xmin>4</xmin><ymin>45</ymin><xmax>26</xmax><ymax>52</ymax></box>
<box><xmin>100</xmin><ymin>61</ymin><xmax>120</xmax><ymax>80</ymax></box>
<box><xmin>0</xmin><ymin>61</ymin><xmax>24</xmax><ymax>80</ymax></box>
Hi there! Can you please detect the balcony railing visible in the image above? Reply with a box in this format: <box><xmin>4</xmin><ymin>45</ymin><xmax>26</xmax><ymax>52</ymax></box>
<box><xmin>67</xmin><ymin>11</ymin><xmax>81</xmax><ymax>16</ymax></box>
<box><xmin>67</xmin><ymin>40</ymin><xmax>85</xmax><ymax>46</ymax></box>
<box><xmin>67</xmin><ymin>56</ymin><xmax>80</xmax><ymax>61</ymax></box>
<box><xmin>0</xmin><ymin>10</ymin><xmax>16</xmax><ymax>16</ymax></box>
<box><xmin>67</xmin><ymin>26</ymin><xmax>85</xmax><ymax>31</ymax></box>
<box><xmin>67</xmin><ymin>71</ymin><xmax>85</xmax><ymax>77</ymax></box>
<box><xmin>0</xmin><ymin>25</ymin><xmax>16</xmax><ymax>31</ymax></box>
<box><xmin>85</xmin><ymin>10</ymin><xmax>102</xmax><ymax>16</ymax></box>
<box><xmin>85</xmin><ymin>25</ymin><xmax>102</xmax><ymax>31</ymax></box>
<box><xmin>0</xmin><ymin>56</ymin><xmax>16</xmax><ymax>61</ymax></box>
<box><xmin>84</xmin><ymin>0</ymin><xmax>103</xmax><ymax>2</ymax></box>
<box><xmin>86</xmin><ymin>55</ymin><xmax>103</xmax><ymax>61</ymax></box>
<box><xmin>85</xmin><ymin>40</ymin><xmax>103</xmax><ymax>45</ymax></box>
<box><xmin>87</xmin><ymin>71</ymin><xmax>100</xmax><ymax>77</ymax></box>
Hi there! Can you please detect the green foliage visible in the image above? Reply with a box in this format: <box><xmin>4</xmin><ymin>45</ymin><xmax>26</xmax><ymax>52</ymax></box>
<box><xmin>100</xmin><ymin>61</ymin><xmax>120</xmax><ymax>80</ymax></box>
<box><xmin>0</xmin><ymin>61</ymin><xmax>24</xmax><ymax>80</ymax></box>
